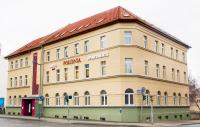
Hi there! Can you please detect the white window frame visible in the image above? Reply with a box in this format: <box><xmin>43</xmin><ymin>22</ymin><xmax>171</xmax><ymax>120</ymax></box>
<box><xmin>125</xmin><ymin>58</ymin><xmax>133</xmax><ymax>74</ymax></box>
<box><xmin>124</xmin><ymin>31</ymin><xmax>132</xmax><ymax>45</ymax></box>
<box><xmin>100</xmin><ymin>36</ymin><xmax>106</xmax><ymax>49</ymax></box>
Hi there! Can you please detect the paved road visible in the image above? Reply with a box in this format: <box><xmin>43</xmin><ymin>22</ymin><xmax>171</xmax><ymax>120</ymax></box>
<box><xmin>0</xmin><ymin>118</ymin><xmax>132</xmax><ymax>127</ymax></box>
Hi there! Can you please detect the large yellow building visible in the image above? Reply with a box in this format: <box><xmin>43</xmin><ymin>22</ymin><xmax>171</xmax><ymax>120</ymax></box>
<box><xmin>5</xmin><ymin>6</ymin><xmax>190</xmax><ymax>122</ymax></box>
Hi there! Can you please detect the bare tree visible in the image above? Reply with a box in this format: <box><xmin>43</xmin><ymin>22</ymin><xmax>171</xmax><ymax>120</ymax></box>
<box><xmin>189</xmin><ymin>74</ymin><xmax>200</xmax><ymax>110</ymax></box>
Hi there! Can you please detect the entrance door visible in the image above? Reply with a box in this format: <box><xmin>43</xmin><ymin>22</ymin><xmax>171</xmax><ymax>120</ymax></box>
<box><xmin>21</xmin><ymin>99</ymin><xmax>35</xmax><ymax>116</ymax></box>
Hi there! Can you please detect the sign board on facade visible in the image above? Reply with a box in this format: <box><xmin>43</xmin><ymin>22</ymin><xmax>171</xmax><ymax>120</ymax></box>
<box><xmin>88</xmin><ymin>53</ymin><xmax>109</xmax><ymax>61</ymax></box>
<box><xmin>63</xmin><ymin>58</ymin><xmax>81</xmax><ymax>65</ymax></box>
<box><xmin>0</xmin><ymin>98</ymin><xmax>4</xmax><ymax>108</ymax></box>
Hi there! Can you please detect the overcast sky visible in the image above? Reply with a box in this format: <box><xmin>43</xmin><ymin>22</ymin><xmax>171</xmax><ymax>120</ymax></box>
<box><xmin>0</xmin><ymin>0</ymin><xmax>200</xmax><ymax>85</ymax></box>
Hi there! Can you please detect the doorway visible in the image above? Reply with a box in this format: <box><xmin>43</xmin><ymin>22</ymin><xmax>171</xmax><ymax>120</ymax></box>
<box><xmin>21</xmin><ymin>99</ymin><xmax>35</xmax><ymax>116</ymax></box>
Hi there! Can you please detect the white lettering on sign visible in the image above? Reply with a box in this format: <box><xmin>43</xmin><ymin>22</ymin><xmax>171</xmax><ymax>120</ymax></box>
<box><xmin>88</xmin><ymin>53</ymin><xmax>109</xmax><ymax>61</ymax></box>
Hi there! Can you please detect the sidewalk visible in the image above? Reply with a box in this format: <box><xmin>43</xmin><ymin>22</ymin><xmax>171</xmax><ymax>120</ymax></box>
<box><xmin>0</xmin><ymin>114</ymin><xmax>200</xmax><ymax>127</ymax></box>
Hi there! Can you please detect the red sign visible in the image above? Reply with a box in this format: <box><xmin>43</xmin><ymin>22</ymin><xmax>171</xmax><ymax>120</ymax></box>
<box><xmin>63</xmin><ymin>58</ymin><xmax>81</xmax><ymax>65</ymax></box>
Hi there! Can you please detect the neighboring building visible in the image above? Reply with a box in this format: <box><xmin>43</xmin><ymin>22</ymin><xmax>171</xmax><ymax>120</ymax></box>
<box><xmin>5</xmin><ymin>6</ymin><xmax>190</xmax><ymax>122</ymax></box>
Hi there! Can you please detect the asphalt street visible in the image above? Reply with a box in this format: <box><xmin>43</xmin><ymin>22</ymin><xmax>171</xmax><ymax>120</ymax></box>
<box><xmin>0</xmin><ymin>118</ymin><xmax>131</xmax><ymax>127</ymax></box>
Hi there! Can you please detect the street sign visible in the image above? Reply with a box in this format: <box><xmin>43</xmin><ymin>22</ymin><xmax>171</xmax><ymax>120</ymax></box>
<box><xmin>39</xmin><ymin>96</ymin><xmax>43</xmax><ymax>101</ymax></box>
<box><xmin>39</xmin><ymin>100</ymin><xmax>43</xmax><ymax>104</ymax></box>
<box><xmin>141</xmin><ymin>87</ymin><xmax>146</xmax><ymax>95</ymax></box>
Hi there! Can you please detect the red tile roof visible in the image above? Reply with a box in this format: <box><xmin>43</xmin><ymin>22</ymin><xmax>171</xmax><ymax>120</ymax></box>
<box><xmin>5</xmin><ymin>6</ymin><xmax>190</xmax><ymax>58</ymax></box>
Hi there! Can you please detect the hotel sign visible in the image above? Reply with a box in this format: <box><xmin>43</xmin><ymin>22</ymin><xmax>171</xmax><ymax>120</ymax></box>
<box><xmin>88</xmin><ymin>53</ymin><xmax>109</xmax><ymax>61</ymax></box>
<box><xmin>63</xmin><ymin>58</ymin><xmax>81</xmax><ymax>65</ymax></box>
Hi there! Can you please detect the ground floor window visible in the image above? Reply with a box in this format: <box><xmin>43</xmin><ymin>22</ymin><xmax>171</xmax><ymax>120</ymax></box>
<box><xmin>55</xmin><ymin>93</ymin><xmax>60</xmax><ymax>106</ymax></box>
<box><xmin>45</xmin><ymin>94</ymin><xmax>49</xmax><ymax>106</ymax></box>
<box><xmin>125</xmin><ymin>88</ymin><xmax>134</xmax><ymax>105</ymax></box>
<box><xmin>74</xmin><ymin>92</ymin><xmax>79</xmax><ymax>106</ymax></box>
<box><xmin>84</xmin><ymin>91</ymin><xmax>90</xmax><ymax>106</ymax></box>
<box><xmin>100</xmin><ymin>90</ymin><xmax>107</xmax><ymax>106</ymax></box>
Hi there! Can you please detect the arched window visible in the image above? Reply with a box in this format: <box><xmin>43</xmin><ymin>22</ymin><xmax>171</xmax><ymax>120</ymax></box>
<box><xmin>9</xmin><ymin>96</ymin><xmax>12</xmax><ymax>106</ymax></box>
<box><xmin>144</xmin><ymin>90</ymin><xmax>150</xmax><ymax>105</ymax></box>
<box><xmin>164</xmin><ymin>92</ymin><xmax>168</xmax><ymax>105</ymax></box>
<box><xmin>185</xmin><ymin>94</ymin><xmax>188</xmax><ymax>105</ymax></box>
<box><xmin>178</xmin><ymin>93</ymin><xmax>181</xmax><ymax>106</ymax></box>
<box><xmin>13</xmin><ymin>96</ymin><xmax>17</xmax><ymax>106</ymax></box>
<box><xmin>100</xmin><ymin>90</ymin><xmax>107</xmax><ymax>106</ymax></box>
<box><xmin>157</xmin><ymin>91</ymin><xmax>161</xmax><ymax>106</ymax></box>
<box><xmin>74</xmin><ymin>92</ymin><xmax>79</xmax><ymax>106</ymax></box>
<box><xmin>125</xmin><ymin>88</ymin><xmax>134</xmax><ymax>105</ymax></box>
<box><xmin>173</xmin><ymin>93</ymin><xmax>177</xmax><ymax>105</ymax></box>
<box><xmin>24</xmin><ymin>95</ymin><xmax>27</xmax><ymax>98</ymax></box>
<box><xmin>45</xmin><ymin>94</ymin><xmax>49</xmax><ymax>106</ymax></box>
<box><xmin>84</xmin><ymin>91</ymin><xmax>90</xmax><ymax>106</ymax></box>
<box><xmin>18</xmin><ymin>95</ymin><xmax>22</xmax><ymax>106</ymax></box>
<box><xmin>63</xmin><ymin>92</ymin><xmax>68</xmax><ymax>106</ymax></box>
<box><xmin>55</xmin><ymin>93</ymin><xmax>60</xmax><ymax>106</ymax></box>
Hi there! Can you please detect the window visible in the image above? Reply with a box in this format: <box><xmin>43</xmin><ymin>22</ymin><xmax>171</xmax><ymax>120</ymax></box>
<box><xmin>84</xmin><ymin>41</ymin><xmax>89</xmax><ymax>53</ymax></box>
<box><xmin>163</xmin><ymin>66</ymin><xmax>166</xmax><ymax>79</ymax></box>
<box><xmin>46</xmin><ymin>51</ymin><xmax>50</xmax><ymax>61</ymax></box>
<box><xmin>46</xmin><ymin>71</ymin><xmax>49</xmax><ymax>83</ymax></box>
<box><xmin>56</xmin><ymin>49</ymin><xmax>60</xmax><ymax>60</ymax></box>
<box><xmin>177</xmin><ymin>70</ymin><xmax>180</xmax><ymax>82</ymax></box>
<box><xmin>173</xmin><ymin>93</ymin><xmax>177</xmax><ymax>105</ymax></box>
<box><xmin>25</xmin><ymin>57</ymin><xmax>28</xmax><ymax>67</ymax></box>
<box><xmin>164</xmin><ymin>92</ymin><xmax>168</xmax><ymax>105</ymax></box>
<box><xmin>64</xmin><ymin>47</ymin><xmax>68</xmax><ymax>58</ymax></box>
<box><xmin>178</xmin><ymin>93</ymin><xmax>181</xmax><ymax>105</ymax></box>
<box><xmin>84</xmin><ymin>91</ymin><xmax>90</xmax><ymax>106</ymax></box>
<box><xmin>75</xmin><ymin>43</ymin><xmax>79</xmax><ymax>55</ymax></box>
<box><xmin>63</xmin><ymin>93</ymin><xmax>68</xmax><ymax>106</ymax></box>
<box><xmin>156</xmin><ymin>64</ymin><xmax>160</xmax><ymax>78</ymax></box>
<box><xmin>144</xmin><ymin>36</ymin><xmax>148</xmax><ymax>48</ymax></box>
<box><xmin>157</xmin><ymin>91</ymin><xmax>161</xmax><ymax>106</ymax></box>
<box><xmin>45</xmin><ymin>94</ymin><xmax>49</xmax><ymax>106</ymax></box>
<box><xmin>25</xmin><ymin>75</ymin><xmax>28</xmax><ymax>86</ymax></box>
<box><xmin>161</xmin><ymin>43</ymin><xmax>165</xmax><ymax>55</ymax></box>
<box><xmin>64</xmin><ymin>68</ymin><xmax>68</xmax><ymax>81</ymax></box>
<box><xmin>171</xmin><ymin>47</ymin><xmax>174</xmax><ymax>58</ymax></box>
<box><xmin>10</xmin><ymin>61</ymin><xmax>14</xmax><ymax>69</ymax></box>
<box><xmin>18</xmin><ymin>96</ymin><xmax>22</xmax><ymax>106</ymax></box>
<box><xmin>144</xmin><ymin>60</ymin><xmax>149</xmax><ymax>76</ymax></box>
<box><xmin>124</xmin><ymin>31</ymin><xmax>132</xmax><ymax>45</ymax></box>
<box><xmin>172</xmin><ymin>68</ymin><xmax>175</xmax><ymax>81</ymax></box>
<box><xmin>19</xmin><ymin>76</ymin><xmax>22</xmax><ymax>86</ymax></box>
<box><xmin>184</xmin><ymin>72</ymin><xmax>187</xmax><ymax>83</ymax></box>
<box><xmin>20</xmin><ymin>59</ymin><xmax>23</xmax><ymax>68</ymax></box>
<box><xmin>9</xmin><ymin>96</ymin><xmax>12</xmax><ymax>106</ymax></box>
<box><xmin>100</xmin><ymin>61</ymin><xmax>106</xmax><ymax>76</ymax></box>
<box><xmin>14</xmin><ymin>77</ymin><xmax>17</xmax><ymax>86</ymax></box>
<box><xmin>125</xmin><ymin>58</ymin><xmax>133</xmax><ymax>74</ymax></box>
<box><xmin>144</xmin><ymin>90</ymin><xmax>150</xmax><ymax>106</ymax></box>
<box><xmin>13</xmin><ymin>96</ymin><xmax>17</xmax><ymax>106</ymax></box>
<box><xmin>100</xmin><ymin>90</ymin><xmax>107</xmax><ymax>106</ymax></box>
<box><xmin>74</xmin><ymin>92</ymin><xmax>79</xmax><ymax>106</ymax></box>
<box><xmin>56</xmin><ymin>69</ymin><xmax>60</xmax><ymax>82</ymax></box>
<box><xmin>55</xmin><ymin>93</ymin><xmax>60</xmax><ymax>106</ymax></box>
<box><xmin>15</xmin><ymin>60</ymin><xmax>18</xmax><ymax>69</ymax></box>
<box><xmin>155</xmin><ymin>41</ymin><xmax>159</xmax><ymax>53</ymax></box>
<box><xmin>85</xmin><ymin>64</ymin><xmax>90</xmax><ymax>78</ymax></box>
<box><xmin>125</xmin><ymin>88</ymin><xmax>134</xmax><ymax>105</ymax></box>
<box><xmin>176</xmin><ymin>50</ymin><xmax>179</xmax><ymax>60</ymax></box>
<box><xmin>10</xmin><ymin>78</ymin><xmax>12</xmax><ymax>87</ymax></box>
<box><xmin>185</xmin><ymin>94</ymin><xmax>188</xmax><ymax>106</ymax></box>
<box><xmin>100</xmin><ymin>36</ymin><xmax>106</xmax><ymax>49</ymax></box>
<box><xmin>182</xmin><ymin>52</ymin><xmax>186</xmax><ymax>62</ymax></box>
<box><xmin>75</xmin><ymin>66</ymin><xmax>79</xmax><ymax>79</ymax></box>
